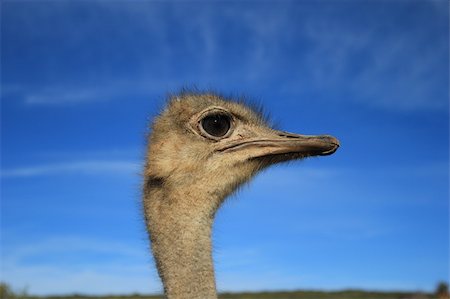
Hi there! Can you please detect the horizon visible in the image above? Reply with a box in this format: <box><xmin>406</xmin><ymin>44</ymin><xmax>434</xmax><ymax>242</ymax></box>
<box><xmin>3</xmin><ymin>282</ymin><xmax>447</xmax><ymax>297</ymax></box>
<box><xmin>1</xmin><ymin>0</ymin><xmax>449</xmax><ymax>295</ymax></box>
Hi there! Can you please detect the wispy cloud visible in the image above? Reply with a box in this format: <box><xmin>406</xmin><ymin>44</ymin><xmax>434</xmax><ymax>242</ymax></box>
<box><xmin>1</xmin><ymin>160</ymin><xmax>140</xmax><ymax>178</ymax></box>
<box><xmin>3</xmin><ymin>79</ymin><xmax>168</xmax><ymax>106</ymax></box>
<box><xmin>24</xmin><ymin>89</ymin><xmax>109</xmax><ymax>106</ymax></box>
<box><xmin>0</xmin><ymin>236</ymin><xmax>308</xmax><ymax>295</ymax></box>
<box><xmin>282</xmin><ymin>3</ymin><xmax>448</xmax><ymax>111</ymax></box>
<box><xmin>1</xmin><ymin>236</ymin><xmax>161</xmax><ymax>295</ymax></box>
<box><xmin>34</xmin><ymin>148</ymin><xmax>142</xmax><ymax>160</ymax></box>
<box><xmin>4</xmin><ymin>76</ymin><xmax>193</xmax><ymax>106</ymax></box>
<box><xmin>3</xmin><ymin>2</ymin><xmax>446</xmax><ymax>111</ymax></box>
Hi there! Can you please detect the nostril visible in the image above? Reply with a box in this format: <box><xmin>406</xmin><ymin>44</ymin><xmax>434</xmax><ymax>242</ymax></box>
<box><xmin>277</xmin><ymin>131</ymin><xmax>300</xmax><ymax>139</ymax></box>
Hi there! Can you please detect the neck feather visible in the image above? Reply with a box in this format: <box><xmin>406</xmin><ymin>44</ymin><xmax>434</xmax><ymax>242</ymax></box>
<box><xmin>143</xmin><ymin>178</ymin><xmax>222</xmax><ymax>299</ymax></box>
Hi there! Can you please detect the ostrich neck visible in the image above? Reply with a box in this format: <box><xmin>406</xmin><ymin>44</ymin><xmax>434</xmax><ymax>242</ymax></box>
<box><xmin>144</xmin><ymin>181</ymin><xmax>221</xmax><ymax>299</ymax></box>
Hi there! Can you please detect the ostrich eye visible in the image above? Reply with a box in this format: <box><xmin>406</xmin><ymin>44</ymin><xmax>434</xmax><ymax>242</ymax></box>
<box><xmin>200</xmin><ymin>113</ymin><xmax>231</xmax><ymax>138</ymax></box>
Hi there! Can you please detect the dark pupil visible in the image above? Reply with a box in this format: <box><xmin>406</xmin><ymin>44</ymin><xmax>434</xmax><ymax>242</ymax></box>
<box><xmin>201</xmin><ymin>114</ymin><xmax>230</xmax><ymax>137</ymax></box>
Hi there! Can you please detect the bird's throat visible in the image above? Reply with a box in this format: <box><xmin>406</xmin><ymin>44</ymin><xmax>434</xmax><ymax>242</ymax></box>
<box><xmin>144</xmin><ymin>186</ymin><xmax>220</xmax><ymax>299</ymax></box>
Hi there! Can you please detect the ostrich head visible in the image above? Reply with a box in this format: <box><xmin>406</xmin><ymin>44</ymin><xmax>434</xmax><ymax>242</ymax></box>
<box><xmin>143</xmin><ymin>92</ymin><xmax>339</xmax><ymax>298</ymax></box>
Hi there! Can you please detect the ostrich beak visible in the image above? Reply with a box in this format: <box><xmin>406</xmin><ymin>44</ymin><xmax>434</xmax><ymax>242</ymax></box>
<box><xmin>263</xmin><ymin>130</ymin><xmax>340</xmax><ymax>157</ymax></box>
<box><xmin>217</xmin><ymin>129</ymin><xmax>340</xmax><ymax>161</ymax></box>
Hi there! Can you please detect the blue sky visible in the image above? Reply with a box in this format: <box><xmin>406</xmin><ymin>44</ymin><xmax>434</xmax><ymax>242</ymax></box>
<box><xmin>1</xmin><ymin>0</ymin><xmax>448</xmax><ymax>295</ymax></box>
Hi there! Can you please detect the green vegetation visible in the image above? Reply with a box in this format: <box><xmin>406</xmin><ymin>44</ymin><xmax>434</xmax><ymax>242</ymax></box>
<box><xmin>435</xmin><ymin>282</ymin><xmax>449</xmax><ymax>299</ymax></box>
<box><xmin>219</xmin><ymin>290</ymin><xmax>435</xmax><ymax>299</ymax></box>
<box><xmin>1</xmin><ymin>283</ymin><xmax>28</xmax><ymax>299</ymax></box>
<box><xmin>2</xmin><ymin>282</ymin><xmax>448</xmax><ymax>299</ymax></box>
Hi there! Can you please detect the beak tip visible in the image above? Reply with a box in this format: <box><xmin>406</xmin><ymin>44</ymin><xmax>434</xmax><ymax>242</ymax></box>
<box><xmin>320</xmin><ymin>135</ymin><xmax>340</xmax><ymax>156</ymax></box>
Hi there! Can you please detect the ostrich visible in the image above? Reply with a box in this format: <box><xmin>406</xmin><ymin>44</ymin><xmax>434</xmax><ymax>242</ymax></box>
<box><xmin>143</xmin><ymin>92</ymin><xmax>339</xmax><ymax>299</ymax></box>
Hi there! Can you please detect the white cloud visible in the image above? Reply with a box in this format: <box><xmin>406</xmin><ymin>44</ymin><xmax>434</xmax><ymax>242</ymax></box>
<box><xmin>1</xmin><ymin>160</ymin><xmax>140</xmax><ymax>178</ymax></box>
<box><xmin>279</xmin><ymin>4</ymin><xmax>448</xmax><ymax>112</ymax></box>
<box><xmin>24</xmin><ymin>89</ymin><xmax>107</xmax><ymax>105</ymax></box>
<box><xmin>0</xmin><ymin>235</ymin><xmax>306</xmax><ymax>295</ymax></box>
<box><xmin>35</xmin><ymin>148</ymin><xmax>142</xmax><ymax>159</ymax></box>
<box><xmin>1</xmin><ymin>236</ymin><xmax>161</xmax><ymax>295</ymax></box>
<box><xmin>4</xmin><ymin>2</ymin><xmax>445</xmax><ymax>111</ymax></box>
<box><xmin>16</xmin><ymin>80</ymin><xmax>157</xmax><ymax>106</ymax></box>
<box><xmin>5</xmin><ymin>76</ymin><xmax>187</xmax><ymax>106</ymax></box>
